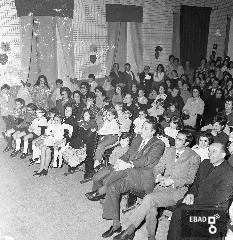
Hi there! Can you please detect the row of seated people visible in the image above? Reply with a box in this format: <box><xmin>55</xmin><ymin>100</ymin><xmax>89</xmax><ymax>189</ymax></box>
<box><xmin>84</xmin><ymin>120</ymin><xmax>233</xmax><ymax>240</ymax></box>
<box><xmin>1</xmin><ymin>79</ymin><xmax>233</xmax><ymax>179</ymax></box>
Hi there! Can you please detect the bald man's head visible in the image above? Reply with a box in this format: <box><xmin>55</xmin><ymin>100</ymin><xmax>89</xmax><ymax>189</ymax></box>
<box><xmin>209</xmin><ymin>143</ymin><xmax>226</xmax><ymax>165</ymax></box>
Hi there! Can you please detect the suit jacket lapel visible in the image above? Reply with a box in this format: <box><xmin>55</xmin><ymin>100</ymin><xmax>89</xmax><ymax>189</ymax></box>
<box><xmin>136</xmin><ymin>137</ymin><xmax>156</xmax><ymax>158</ymax></box>
<box><xmin>203</xmin><ymin>160</ymin><xmax>227</xmax><ymax>182</ymax></box>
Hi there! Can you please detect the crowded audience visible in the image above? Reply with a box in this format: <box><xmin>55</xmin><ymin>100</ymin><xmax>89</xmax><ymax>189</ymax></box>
<box><xmin>2</xmin><ymin>54</ymin><xmax>233</xmax><ymax>239</ymax></box>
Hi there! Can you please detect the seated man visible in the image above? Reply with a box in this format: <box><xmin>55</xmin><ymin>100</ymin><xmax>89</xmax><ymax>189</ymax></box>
<box><xmin>113</xmin><ymin>130</ymin><xmax>201</xmax><ymax>240</ymax></box>
<box><xmin>89</xmin><ymin>118</ymin><xmax>165</xmax><ymax>238</ymax></box>
<box><xmin>167</xmin><ymin>142</ymin><xmax>233</xmax><ymax>240</ymax></box>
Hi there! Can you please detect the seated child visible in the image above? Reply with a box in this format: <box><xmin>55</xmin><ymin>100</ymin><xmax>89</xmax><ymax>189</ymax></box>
<box><xmin>3</xmin><ymin>98</ymin><xmax>26</xmax><ymax>151</ymax></box>
<box><xmin>86</xmin><ymin>132</ymin><xmax>131</xmax><ymax>195</ymax></box>
<box><xmin>0</xmin><ymin>84</ymin><xmax>15</xmax><ymax>131</ymax></box>
<box><xmin>192</xmin><ymin>132</ymin><xmax>213</xmax><ymax>161</ymax></box>
<box><xmin>88</xmin><ymin>74</ymin><xmax>98</xmax><ymax>93</ymax></box>
<box><xmin>156</xmin><ymin>84</ymin><xmax>167</xmax><ymax>101</ymax></box>
<box><xmin>112</xmin><ymin>85</ymin><xmax>123</xmax><ymax>106</ymax></box>
<box><xmin>137</xmin><ymin>88</ymin><xmax>148</xmax><ymax>109</ymax></box>
<box><xmin>94</xmin><ymin>108</ymin><xmax>120</xmax><ymax>168</ymax></box>
<box><xmin>130</xmin><ymin>83</ymin><xmax>138</xmax><ymax>103</ymax></box>
<box><xmin>147</xmin><ymin>98</ymin><xmax>165</xmax><ymax>120</ymax></box>
<box><xmin>10</xmin><ymin>107</ymin><xmax>47</xmax><ymax>158</ymax></box>
<box><xmin>164</xmin><ymin>116</ymin><xmax>184</xmax><ymax>144</ymax></box>
<box><xmin>163</xmin><ymin>102</ymin><xmax>180</xmax><ymax>119</ymax></box>
<box><xmin>33</xmin><ymin>113</ymin><xmax>73</xmax><ymax>176</ymax></box>
<box><xmin>4</xmin><ymin>103</ymin><xmax>37</xmax><ymax>153</ymax></box>
<box><xmin>30</xmin><ymin>107</ymin><xmax>58</xmax><ymax>164</ymax></box>
<box><xmin>118</xmin><ymin>107</ymin><xmax>132</xmax><ymax>133</ymax></box>
<box><xmin>51</xmin><ymin>79</ymin><xmax>63</xmax><ymax>106</ymax></box>
<box><xmin>133</xmin><ymin>109</ymin><xmax>148</xmax><ymax>136</ymax></box>
<box><xmin>4</xmin><ymin>98</ymin><xmax>26</xmax><ymax>136</ymax></box>
<box><xmin>102</xmin><ymin>75</ymin><xmax>114</xmax><ymax>98</ymax></box>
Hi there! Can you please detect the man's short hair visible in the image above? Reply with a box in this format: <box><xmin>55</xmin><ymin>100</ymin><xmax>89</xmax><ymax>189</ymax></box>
<box><xmin>15</xmin><ymin>98</ymin><xmax>25</xmax><ymax>106</ymax></box>
<box><xmin>56</xmin><ymin>79</ymin><xmax>63</xmax><ymax>85</ymax></box>
<box><xmin>1</xmin><ymin>84</ymin><xmax>10</xmax><ymax>91</ymax></box>
<box><xmin>178</xmin><ymin>130</ymin><xmax>194</xmax><ymax>147</ymax></box>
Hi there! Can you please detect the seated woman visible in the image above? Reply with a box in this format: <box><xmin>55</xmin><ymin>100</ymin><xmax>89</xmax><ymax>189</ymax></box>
<box><xmin>87</xmin><ymin>132</ymin><xmax>131</xmax><ymax>193</ymax></box>
<box><xmin>192</xmin><ymin>131</ymin><xmax>213</xmax><ymax>161</ymax></box>
<box><xmin>94</xmin><ymin>108</ymin><xmax>120</xmax><ymax>168</ymax></box>
<box><xmin>95</xmin><ymin>86</ymin><xmax>106</xmax><ymax>109</ymax></box>
<box><xmin>33</xmin><ymin>113</ymin><xmax>73</xmax><ymax>176</ymax></box>
<box><xmin>57</xmin><ymin>104</ymin><xmax>87</xmax><ymax>175</ymax></box>
<box><xmin>182</xmin><ymin>86</ymin><xmax>205</xmax><ymax>128</ymax></box>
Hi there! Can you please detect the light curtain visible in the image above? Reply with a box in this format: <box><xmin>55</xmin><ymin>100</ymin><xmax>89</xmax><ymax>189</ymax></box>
<box><xmin>172</xmin><ymin>11</ymin><xmax>181</xmax><ymax>59</ymax></box>
<box><xmin>106</xmin><ymin>22</ymin><xmax>127</xmax><ymax>73</ymax></box>
<box><xmin>36</xmin><ymin>16</ymin><xmax>57</xmax><ymax>87</ymax></box>
<box><xmin>127</xmin><ymin>22</ymin><xmax>143</xmax><ymax>76</ymax></box>
<box><xmin>20</xmin><ymin>16</ymin><xmax>74</xmax><ymax>88</ymax></box>
<box><xmin>225</xmin><ymin>16</ymin><xmax>232</xmax><ymax>58</ymax></box>
<box><xmin>56</xmin><ymin>17</ymin><xmax>74</xmax><ymax>83</ymax></box>
<box><xmin>20</xmin><ymin>16</ymin><xmax>36</xmax><ymax>83</ymax></box>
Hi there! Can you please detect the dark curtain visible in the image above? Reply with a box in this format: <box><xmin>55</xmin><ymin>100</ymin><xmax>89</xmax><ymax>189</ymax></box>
<box><xmin>224</xmin><ymin>15</ymin><xmax>231</xmax><ymax>57</ymax></box>
<box><xmin>180</xmin><ymin>5</ymin><xmax>211</xmax><ymax>69</ymax></box>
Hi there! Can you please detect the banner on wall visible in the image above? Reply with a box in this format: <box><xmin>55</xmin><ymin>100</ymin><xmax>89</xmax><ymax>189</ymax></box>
<box><xmin>15</xmin><ymin>0</ymin><xmax>74</xmax><ymax>18</ymax></box>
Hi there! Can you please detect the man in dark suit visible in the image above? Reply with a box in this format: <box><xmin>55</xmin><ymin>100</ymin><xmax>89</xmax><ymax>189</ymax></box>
<box><xmin>113</xmin><ymin>130</ymin><xmax>200</xmax><ymax>240</ymax></box>
<box><xmin>88</xmin><ymin>118</ymin><xmax>165</xmax><ymax>238</ymax></box>
<box><xmin>138</xmin><ymin>65</ymin><xmax>153</xmax><ymax>96</ymax></box>
<box><xmin>122</xmin><ymin>63</ymin><xmax>137</xmax><ymax>92</ymax></box>
<box><xmin>167</xmin><ymin>142</ymin><xmax>233</xmax><ymax>240</ymax></box>
<box><xmin>110</xmin><ymin>63</ymin><xmax>126</xmax><ymax>89</ymax></box>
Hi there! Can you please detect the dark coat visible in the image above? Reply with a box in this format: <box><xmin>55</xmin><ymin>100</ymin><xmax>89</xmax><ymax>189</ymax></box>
<box><xmin>109</xmin><ymin>71</ymin><xmax>126</xmax><ymax>88</ymax></box>
<box><xmin>106</xmin><ymin>135</ymin><xmax>165</xmax><ymax>194</ymax></box>
<box><xmin>164</xmin><ymin>94</ymin><xmax>184</xmax><ymax>112</ymax></box>
<box><xmin>122</xmin><ymin>71</ymin><xmax>137</xmax><ymax>92</ymax></box>
<box><xmin>139</xmin><ymin>72</ymin><xmax>154</xmax><ymax>92</ymax></box>
<box><xmin>187</xmin><ymin>159</ymin><xmax>233</xmax><ymax>209</ymax></box>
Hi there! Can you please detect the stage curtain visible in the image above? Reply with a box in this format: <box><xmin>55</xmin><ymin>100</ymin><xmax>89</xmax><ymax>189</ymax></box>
<box><xmin>55</xmin><ymin>17</ymin><xmax>74</xmax><ymax>84</ymax></box>
<box><xmin>180</xmin><ymin>5</ymin><xmax>211</xmax><ymax>68</ymax></box>
<box><xmin>106</xmin><ymin>22</ymin><xmax>127</xmax><ymax>73</ymax></box>
<box><xmin>20</xmin><ymin>16</ymin><xmax>38</xmax><ymax>84</ymax></box>
<box><xmin>172</xmin><ymin>11</ymin><xmax>180</xmax><ymax>59</ymax></box>
<box><xmin>36</xmin><ymin>16</ymin><xmax>57</xmax><ymax>87</ymax></box>
<box><xmin>127</xmin><ymin>22</ymin><xmax>143</xmax><ymax>76</ymax></box>
<box><xmin>227</xmin><ymin>17</ymin><xmax>233</xmax><ymax>60</ymax></box>
<box><xmin>224</xmin><ymin>16</ymin><xmax>231</xmax><ymax>58</ymax></box>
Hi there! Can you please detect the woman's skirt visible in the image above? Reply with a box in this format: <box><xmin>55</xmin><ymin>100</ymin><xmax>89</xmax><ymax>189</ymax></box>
<box><xmin>63</xmin><ymin>146</ymin><xmax>87</xmax><ymax>167</ymax></box>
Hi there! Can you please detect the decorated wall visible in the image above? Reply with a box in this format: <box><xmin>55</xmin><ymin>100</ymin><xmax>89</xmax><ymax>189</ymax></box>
<box><xmin>0</xmin><ymin>0</ymin><xmax>21</xmax><ymax>87</ymax></box>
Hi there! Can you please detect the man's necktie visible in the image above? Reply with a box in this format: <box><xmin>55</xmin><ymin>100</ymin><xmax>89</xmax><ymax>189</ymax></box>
<box><xmin>138</xmin><ymin>140</ymin><xmax>146</xmax><ymax>152</ymax></box>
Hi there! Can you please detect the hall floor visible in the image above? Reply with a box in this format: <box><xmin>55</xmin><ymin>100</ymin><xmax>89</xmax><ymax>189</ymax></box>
<box><xmin>0</xmin><ymin>122</ymin><xmax>168</xmax><ymax>240</ymax></box>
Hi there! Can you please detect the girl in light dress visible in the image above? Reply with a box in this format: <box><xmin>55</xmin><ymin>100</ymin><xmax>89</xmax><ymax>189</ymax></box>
<box><xmin>192</xmin><ymin>132</ymin><xmax>213</xmax><ymax>161</ymax></box>
<box><xmin>94</xmin><ymin>108</ymin><xmax>120</xmax><ymax>168</ymax></box>
<box><xmin>137</xmin><ymin>88</ymin><xmax>148</xmax><ymax>110</ymax></box>
<box><xmin>133</xmin><ymin>109</ymin><xmax>148</xmax><ymax>136</ymax></box>
<box><xmin>164</xmin><ymin>116</ymin><xmax>184</xmax><ymax>142</ymax></box>
<box><xmin>147</xmin><ymin>98</ymin><xmax>165</xmax><ymax>120</ymax></box>
<box><xmin>30</xmin><ymin>108</ymin><xmax>58</xmax><ymax>164</ymax></box>
<box><xmin>33</xmin><ymin>113</ymin><xmax>73</xmax><ymax>176</ymax></box>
